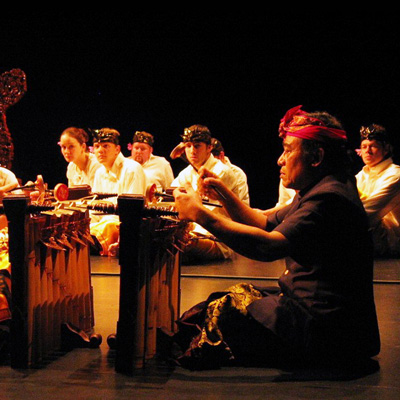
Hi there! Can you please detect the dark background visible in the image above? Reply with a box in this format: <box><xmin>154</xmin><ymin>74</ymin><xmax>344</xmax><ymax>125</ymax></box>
<box><xmin>1</xmin><ymin>14</ymin><xmax>399</xmax><ymax>209</ymax></box>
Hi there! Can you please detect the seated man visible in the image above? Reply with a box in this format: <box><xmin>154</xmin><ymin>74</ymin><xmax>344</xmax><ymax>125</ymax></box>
<box><xmin>0</xmin><ymin>166</ymin><xmax>18</xmax><ymax>201</ymax></box>
<box><xmin>129</xmin><ymin>131</ymin><xmax>174</xmax><ymax>192</ymax></box>
<box><xmin>261</xmin><ymin>179</ymin><xmax>297</xmax><ymax>217</ymax></box>
<box><xmin>90</xmin><ymin>128</ymin><xmax>147</xmax><ymax>256</ymax></box>
<box><xmin>0</xmin><ymin>167</ymin><xmax>19</xmax><ymax>341</ymax></box>
<box><xmin>356</xmin><ymin>124</ymin><xmax>400</xmax><ymax>256</ymax></box>
<box><xmin>211</xmin><ymin>138</ymin><xmax>250</xmax><ymax>205</ymax></box>
<box><xmin>171</xmin><ymin>105</ymin><xmax>380</xmax><ymax>370</ymax></box>
<box><xmin>170</xmin><ymin>125</ymin><xmax>242</xmax><ymax>263</ymax></box>
<box><xmin>0</xmin><ymin>165</ymin><xmax>19</xmax><ymax>231</ymax></box>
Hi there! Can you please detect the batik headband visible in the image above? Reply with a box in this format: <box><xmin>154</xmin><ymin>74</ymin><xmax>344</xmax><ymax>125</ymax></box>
<box><xmin>92</xmin><ymin>129</ymin><xmax>120</xmax><ymax>145</ymax></box>
<box><xmin>278</xmin><ymin>105</ymin><xmax>347</xmax><ymax>142</ymax></box>
<box><xmin>360</xmin><ymin>125</ymin><xmax>388</xmax><ymax>142</ymax></box>
<box><xmin>181</xmin><ymin>127</ymin><xmax>212</xmax><ymax>143</ymax></box>
<box><xmin>132</xmin><ymin>131</ymin><xmax>154</xmax><ymax>147</ymax></box>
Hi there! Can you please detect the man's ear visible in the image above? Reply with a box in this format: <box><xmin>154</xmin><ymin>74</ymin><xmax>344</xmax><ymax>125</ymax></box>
<box><xmin>383</xmin><ymin>143</ymin><xmax>391</xmax><ymax>158</ymax></box>
<box><xmin>311</xmin><ymin>148</ymin><xmax>324</xmax><ymax>167</ymax></box>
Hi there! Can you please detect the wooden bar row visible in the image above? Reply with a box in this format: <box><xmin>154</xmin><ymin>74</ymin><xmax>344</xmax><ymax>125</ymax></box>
<box><xmin>115</xmin><ymin>195</ymin><xmax>187</xmax><ymax>375</ymax></box>
<box><xmin>3</xmin><ymin>196</ymin><xmax>95</xmax><ymax>368</ymax></box>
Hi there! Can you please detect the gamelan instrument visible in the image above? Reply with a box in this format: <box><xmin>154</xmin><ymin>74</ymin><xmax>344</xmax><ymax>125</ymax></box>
<box><xmin>3</xmin><ymin>179</ymin><xmax>188</xmax><ymax>373</ymax></box>
<box><xmin>2</xmin><ymin>186</ymin><xmax>102</xmax><ymax>369</ymax></box>
<box><xmin>93</xmin><ymin>189</ymin><xmax>188</xmax><ymax>375</ymax></box>
<box><xmin>146</xmin><ymin>182</ymin><xmax>222</xmax><ymax>208</ymax></box>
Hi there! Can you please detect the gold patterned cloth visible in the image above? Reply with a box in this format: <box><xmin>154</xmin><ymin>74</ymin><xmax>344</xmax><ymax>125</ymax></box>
<box><xmin>199</xmin><ymin>282</ymin><xmax>263</xmax><ymax>348</ymax></box>
<box><xmin>174</xmin><ymin>282</ymin><xmax>263</xmax><ymax>369</ymax></box>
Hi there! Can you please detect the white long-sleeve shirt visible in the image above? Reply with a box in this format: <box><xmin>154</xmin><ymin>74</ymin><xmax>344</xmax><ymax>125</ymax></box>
<box><xmin>0</xmin><ymin>167</ymin><xmax>18</xmax><ymax>189</ymax></box>
<box><xmin>134</xmin><ymin>154</ymin><xmax>174</xmax><ymax>192</ymax></box>
<box><xmin>90</xmin><ymin>152</ymin><xmax>147</xmax><ymax>227</ymax></box>
<box><xmin>223</xmin><ymin>156</ymin><xmax>250</xmax><ymax>205</ymax></box>
<box><xmin>276</xmin><ymin>179</ymin><xmax>296</xmax><ymax>207</ymax></box>
<box><xmin>356</xmin><ymin>157</ymin><xmax>400</xmax><ymax>255</ymax></box>
<box><xmin>171</xmin><ymin>154</ymin><xmax>240</xmax><ymax>259</ymax></box>
<box><xmin>66</xmin><ymin>153</ymin><xmax>101</xmax><ymax>188</ymax></box>
<box><xmin>92</xmin><ymin>152</ymin><xmax>147</xmax><ymax>196</ymax></box>
<box><xmin>171</xmin><ymin>154</ymin><xmax>237</xmax><ymax>194</ymax></box>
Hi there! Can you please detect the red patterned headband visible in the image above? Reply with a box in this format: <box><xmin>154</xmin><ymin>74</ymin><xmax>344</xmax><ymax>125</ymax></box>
<box><xmin>278</xmin><ymin>105</ymin><xmax>347</xmax><ymax>142</ymax></box>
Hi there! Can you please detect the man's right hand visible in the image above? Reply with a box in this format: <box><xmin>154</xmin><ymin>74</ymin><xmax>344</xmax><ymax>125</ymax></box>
<box><xmin>173</xmin><ymin>183</ymin><xmax>205</xmax><ymax>222</ymax></box>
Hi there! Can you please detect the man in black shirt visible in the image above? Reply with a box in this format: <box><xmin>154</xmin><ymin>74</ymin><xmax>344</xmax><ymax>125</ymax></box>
<box><xmin>172</xmin><ymin>105</ymin><xmax>380</xmax><ymax>369</ymax></box>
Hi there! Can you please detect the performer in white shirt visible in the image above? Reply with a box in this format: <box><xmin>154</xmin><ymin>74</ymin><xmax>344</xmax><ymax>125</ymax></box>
<box><xmin>275</xmin><ymin>180</ymin><xmax>296</xmax><ymax>208</ymax></box>
<box><xmin>59</xmin><ymin>127</ymin><xmax>101</xmax><ymax>188</ymax></box>
<box><xmin>170</xmin><ymin>125</ymin><xmax>240</xmax><ymax>263</ymax></box>
<box><xmin>0</xmin><ymin>166</ymin><xmax>18</xmax><ymax>200</ymax></box>
<box><xmin>90</xmin><ymin>128</ymin><xmax>147</xmax><ymax>256</ymax></box>
<box><xmin>0</xmin><ymin>167</ymin><xmax>19</xmax><ymax>324</ymax></box>
<box><xmin>356</xmin><ymin>124</ymin><xmax>400</xmax><ymax>256</ymax></box>
<box><xmin>211</xmin><ymin>138</ymin><xmax>250</xmax><ymax>205</ymax></box>
<box><xmin>128</xmin><ymin>131</ymin><xmax>174</xmax><ymax>191</ymax></box>
<box><xmin>0</xmin><ymin>166</ymin><xmax>19</xmax><ymax>233</ymax></box>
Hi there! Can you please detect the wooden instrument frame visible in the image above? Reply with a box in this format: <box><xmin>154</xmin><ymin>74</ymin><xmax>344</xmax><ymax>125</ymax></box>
<box><xmin>3</xmin><ymin>195</ymin><xmax>96</xmax><ymax>368</ymax></box>
<box><xmin>115</xmin><ymin>194</ymin><xmax>186</xmax><ymax>375</ymax></box>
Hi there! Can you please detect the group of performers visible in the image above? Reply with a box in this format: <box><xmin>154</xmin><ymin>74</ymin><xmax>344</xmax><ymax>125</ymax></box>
<box><xmin>55</xmin><ymin>118</ymin><xmax>399</xmax><ymax>261</ymax></box>
<box><xmin>0</xmin><ymin>104</ymin><xmax>399</xmax><ymax>369</ymax></box>
<box><xmin>1</xmin><ymin>117</ymin><xmax>397</xmax><ymax>262</ymax></box>
<box><xmin>59</xmin><ymin>124</ymin><xmax>251</xmax><ymax>261</ymax></box>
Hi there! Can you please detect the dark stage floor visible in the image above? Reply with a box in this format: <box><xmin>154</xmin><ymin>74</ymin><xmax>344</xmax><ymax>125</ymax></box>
<box><xmin>0</xmin><ymin>253</ymin><xmax>399</xmax><ymax>399</ymax></box>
